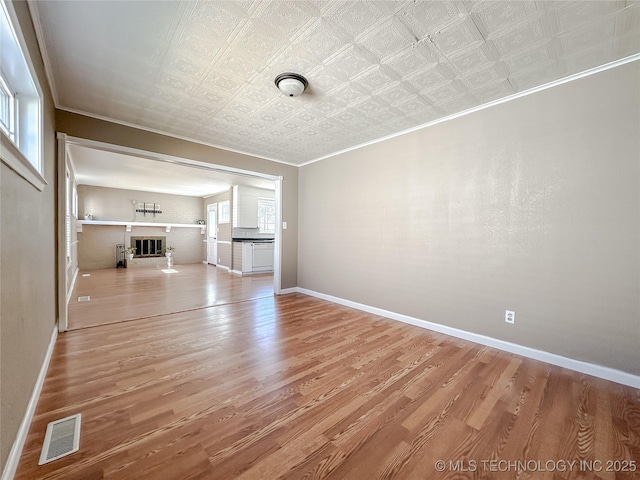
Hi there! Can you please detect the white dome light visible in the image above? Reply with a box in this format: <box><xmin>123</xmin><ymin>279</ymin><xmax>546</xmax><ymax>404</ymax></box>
<box><xmin>275</xmin><ymin>73</ymin><xmax>308</xmax><ymax>97</ymax></box>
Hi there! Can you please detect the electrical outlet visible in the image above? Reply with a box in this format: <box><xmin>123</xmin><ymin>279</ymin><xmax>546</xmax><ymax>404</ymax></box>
<box><xmin>505</xmin><ymin>310</ymin><xmax>515</xmax><ymax>324</ymax></box>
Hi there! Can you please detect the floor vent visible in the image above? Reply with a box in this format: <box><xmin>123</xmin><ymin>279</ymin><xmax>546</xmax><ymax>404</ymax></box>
<box><xmin>78</xmin><ymin>296</ymin><xmax>91</xmax><ymax>302</ymax></box>
<box><xmin>39</xmin><ymin>414</ymin><xmax>82</xmax><ymax>465</ymax></box>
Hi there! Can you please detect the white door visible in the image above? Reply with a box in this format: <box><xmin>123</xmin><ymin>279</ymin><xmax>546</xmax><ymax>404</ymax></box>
<box><xmin>207</xmin><ymin>204</ymin><xmax>217</xmax><ymax>265</ymax></box>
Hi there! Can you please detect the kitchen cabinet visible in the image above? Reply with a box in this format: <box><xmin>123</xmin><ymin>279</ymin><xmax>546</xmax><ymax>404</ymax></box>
<box><xmin>234</xmin><ymin>240</ymin><xmax>274</xmax><ymax>273</ymax></box>
<box><xmin>232</xmin><ymin>185</ymin><xmax>258</xmax><ymax>228</ymax></box>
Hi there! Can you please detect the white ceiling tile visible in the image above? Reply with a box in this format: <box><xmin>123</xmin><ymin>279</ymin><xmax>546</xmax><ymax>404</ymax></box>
<box><xmin>429</xmin><ymin>17</ymin><xmax>484</xmax><ymax>56</ymax></box>
<box><xmin>471</xmin><ymin>1</ymin><xmax>539</xmax><ymax>36</ymax></box>
<box><xmin>358</xmin><ymin>17</ymin><xmax>416</xmax><ymax>60</ymax></box>
<box><xmin>254</xmin><ymin>0</ymin><xmax>319</xmax><ymax>40</ymax></box>
<box><xmin>201</xmin><ymin>72</ymin><xmax>244</xmax><ymax>96</ymax></box>
<box><xmin>232</xmin><ymin>19</ymin><xmax>290</xmax><ymax>61</ymax></box>
<box><xmin>397</xmin><ymin>0</ymin><xmax>467</xmax><ymax>39</ymax></box>
<box><xmin>554</xmin><ymin>0</ymin><xmax>625</xmax><ymax>32</ymax></box>
<box><xmin>327</xmin><ymin>0</ymin><xmax>387</xmax><ymax>39</ymax></box>
<box><xmin>373</xmin><ymin>82</ymin><xmax>419</xmax><ymax>105</ymax></box>
<box><xmin>382</xmin><ymin>43</ymin><xmax>439</xmax><ymax>78</ymax></box>
<box><xmin>411</xmin><ymin>106</ymin><xmax>445</xmax><ymax>125</ymax></box>
<box><xmin>436</xmin><ymin>94</ymin><xmax>478</xmax><ymax>114</ymax></box>
<box><xmin>350</xmin><ymin>96</ymin><xmax>390</xmax><ymax>116</ymax></box>
<box><xmin>502</xmin><ymin>43</ymin><xmax>555</xmax><ymax>74</ymax></box>
<box><xmin>470</xmin><ymin>79</ymin><xmax>515</xmax><ymax>103</ymax></box>
<box><xmin>184</xmin><ymin>1</ymin><xmax>249</xmax><ymax>39</ymax></box>
<box><xmin>393</xmin><ymin>95</ymin><xmax>433</xmax><ymax>115</ymax></box>
<box><xmin>405</xmin><ymin>64</ymin><xmax>454</xmax><ymax>91</ymax></box>
<box><xmin>325</xmin><ymin>45</ymin><xmax>378</xmax><ymax>79</ymax></box>
<box><xmin>328</xmin><ymin>82</ymin><xmax>370</xmax><ymax>106</ymax></box>
<box><xmin>420</xmin><ymin>79</ymin><xmax>467</xmax><ymax>104</ymax></box>
<box><xmin>557</xmin><ymin>14</ymin><xmax>616</xmax><ymax>54</ymax></box>
<box><xmin>294</xmin><ymin>18</ymin><xmax>352</xmax><ymax>62</ymax></box>
<box><xmin>447</xmin><ymin>44</ymin><xmax>497</xmax><ymax>74</ymax></box>
<box><xmin>509</xmin><ymin>62</ymin><xmax>562</xmax><ymax>91</ymax></box>
<box><xmin>172</xmin><ymin>28</ymin><xmax>229</xmax><ymax>62</ymax></box>
<box><xmin>460</xmin><ymin>63</ymin><xmax>509</xmax><ymax>89</ymax></box>
<box><xmin>353</xmin><ymin>65</ymin><xmax>401</xmax><ymax>94</ymax></box>
<box><xmin>270</xmin><ymin>44</ymin><xmax>323</xmax><ymax>77</ymax></box>
<box><xmin>490</xmin><ymin>18</ymin><xmax>550</xmax><ymax>57</ymax></box>
<box><xmin>162</xmin><ymin>54</ymin><xmax>210</xmax><ymax>82</ymax></box>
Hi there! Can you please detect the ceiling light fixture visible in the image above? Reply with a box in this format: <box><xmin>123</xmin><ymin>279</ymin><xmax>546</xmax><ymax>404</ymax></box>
<box><xmin>275</xmin><ymin>72</ymin><xmax>308</xmax><ymax>97</ymax></box>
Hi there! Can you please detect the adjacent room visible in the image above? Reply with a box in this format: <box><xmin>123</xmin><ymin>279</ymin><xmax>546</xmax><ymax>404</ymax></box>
<box><xmin>65</xmin><ymin>142</ymin><xmax>278</xmax><ymax>330</ymax></box>
<box><xmin>1</xmin><ymin>1</ymin><xmax>638</xmax><ymax>479</ymax></box>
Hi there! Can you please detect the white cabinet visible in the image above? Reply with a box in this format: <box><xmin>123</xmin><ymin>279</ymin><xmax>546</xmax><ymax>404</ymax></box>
<box><xmin>240</xmin><ymin>241</ymin><xmax>274</xmax><ymax>273</ymax></box>
<box><xmin>252</xmin><ymin>242</ymin><xmax>274</xmax><ymax>272</ymax></box>
<box><xmin>232</xmin><ymin>185</ymin><xmax>258</xmax><ymax>228</ymax></box>
<box><xmin>241</xmin><ymin>242</ymin><xmax>253</xmax><ymax>273</ymax></box>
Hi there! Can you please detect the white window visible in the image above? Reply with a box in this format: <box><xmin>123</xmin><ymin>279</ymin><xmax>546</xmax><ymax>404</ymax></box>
<box><xmin>0</xmin><ymin>72</ymin><xmax>14</xmax><ymax>139</ymax></box>
<box><xmin>218</xmin><ymin>200</ymin><xmax>230</xmax><ymax>224</ymax></box>
<box><xmin>72</xmin><ymin>181</ymin><xmax>78</xmax><ymax>218</ymax></box>
<box><xmin>257</xmin><ymin>198</ymin><xmax>275</xmax><ymax>234</ymax></box>
<box><xmin>0</xmin><ymin>0</ymin><xmax>44</xmax><ymax>190</ymax></box>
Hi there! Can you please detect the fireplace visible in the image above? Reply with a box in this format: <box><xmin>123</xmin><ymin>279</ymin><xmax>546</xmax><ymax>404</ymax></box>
<box><xmin>131</xmin><ymin>236</ymin><xmax>166</xmax><ymax>257</ymax></box>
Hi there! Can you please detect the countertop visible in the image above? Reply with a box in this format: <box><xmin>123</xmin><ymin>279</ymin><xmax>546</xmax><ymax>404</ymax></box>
<box><xmin>232</xmin><ymin>238</ymin><xmax>274</xmax><ymax>242</ymax></box>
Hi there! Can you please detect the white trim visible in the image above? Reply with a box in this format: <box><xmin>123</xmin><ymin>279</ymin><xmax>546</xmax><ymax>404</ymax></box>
<box><xmin>0</xmin><ymin>131</ymin><xmax>47</xmax><ymax>191</ymax></box>
<box><xmin>229</xmin><ymin>269</ymin><xmax>243</xmax><ymax>276</ymax></box>
<box><xmin>56</xmin><ymin>133</ymin><xmax>68</xmax><ymax>332</ymax></box>
<box><xmin>65</xmin><ymin>136</ymin><xmax>280</xmax><ymax>181</ymax></box>
<box><xmin>216</xmin><ymin>240</ymin><xmax>232</xmax><ymax>245</ymax></box>
<box><xmin>1</xmin><ymin>326</ymin><xmax>57</xmax><ymax>480</ymax></box>
<box><xmin>295</xmin><ymin>287</ymin><xmax>640</xmax><ymax>389</ymax></box>
<box><xmin>273</xmin><ymin>178</ymin><xmax>283</xmax><ymax>295</ymax></box>
<box><xmin>299</xmin><ymin>53</ymin><xmax>640</xmax><ymax>167</ymax></box>
<box><xmin>216</xmin><ymin>265</ymin><xmax>231</xmax><ymax>272</ymax></box>
<box><xmin>27</xmin><ymin>1</ymin><xmax>59</xmax><ymax>108</ymax></box>
<box><xmin>278</xmin><ymin>287</ymin><xmax>298</xmax><ymax>295</ymax></box>
<box><xmin>60</xmin><ymin>108</ymin><xmax>300</xmax><ymax>167</ymax></box>
<box><xmin>66</xmin><ymin>266</ymin><xmax>78</xmax><ymax>305</ymax></box>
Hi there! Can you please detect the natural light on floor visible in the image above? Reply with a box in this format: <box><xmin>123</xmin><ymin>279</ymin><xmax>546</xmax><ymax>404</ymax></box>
<box><xmin>161</xmin><ymin>269</ymin><xmax>178</xmax><ymax>274</ymax></box>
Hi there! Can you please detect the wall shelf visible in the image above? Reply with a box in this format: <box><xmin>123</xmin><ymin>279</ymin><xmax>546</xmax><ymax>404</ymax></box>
<box><xmin>77</xmin><ymin>220</ymin><xmax>205</xmax><ymax>234</ymax></box>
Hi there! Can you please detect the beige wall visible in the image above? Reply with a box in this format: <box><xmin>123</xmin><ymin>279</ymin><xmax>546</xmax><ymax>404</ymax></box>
<box><xmin>298</xmin><ymin>62</ymin><xmax>640</xmax><ymax>376</ymax></box>
<box><xmin>0</xmin><ymin>1</ymin><xmax>57</xmax><ymax>468</ymax></box>
<box><xmin>78</xmin><ymin>185</ymin><xmax>205</xmax><ymax>269</ymax></box>
<box><xmin>56</xmin><ymin>111</ymin><xmax>298</xmax><ymax>288</ymax></box>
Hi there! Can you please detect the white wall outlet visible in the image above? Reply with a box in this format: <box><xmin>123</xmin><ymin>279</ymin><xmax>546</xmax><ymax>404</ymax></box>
<box><xmin>283</xmin><ymin>221</ymin><xmax>287</xmax><ymax>230</ymax></box>
<box><xmin>505</xmin><ymin>310</ymin><xmax>515</xmax><ymax>324</ymax></box>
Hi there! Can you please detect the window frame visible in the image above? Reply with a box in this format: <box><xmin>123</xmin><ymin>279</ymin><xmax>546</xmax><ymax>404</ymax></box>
<box><xmin>257</xmin><ymin>197</ymin><xmax>276</xmax><ymax>235</ymax></box>
<box><xmin>0</xmin><ymin>0</ymin><xmax>46</xmax><ymax>191</ymax></box>
<box><xmin>0</xmin><ymin>71</ymin><xmax>15</xmax><ymax>140</ymax></box>
<box><xmin>218</xmin><ymin>200</ymin><xmax>230</xmax><ymax>224</ymax></box>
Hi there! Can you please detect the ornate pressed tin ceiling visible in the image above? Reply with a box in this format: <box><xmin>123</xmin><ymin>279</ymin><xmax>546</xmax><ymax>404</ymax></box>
<box><xmin>31</xmin><ymin>1</ymin><xmax>640</xmax><ymax>165</ymax></box>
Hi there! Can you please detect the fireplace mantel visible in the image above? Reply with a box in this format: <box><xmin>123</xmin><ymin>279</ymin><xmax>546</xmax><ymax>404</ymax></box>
<box><xmin>76</xmin><ymin>220</ymin><xmax>205</xmax><ymax>234</ymax></box>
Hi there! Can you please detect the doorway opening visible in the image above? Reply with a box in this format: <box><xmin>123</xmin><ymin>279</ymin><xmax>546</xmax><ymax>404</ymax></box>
<box><xmin>57</xmin><ymin>134</ymin><xmax>284</xmax><ymax>332</ymax></box>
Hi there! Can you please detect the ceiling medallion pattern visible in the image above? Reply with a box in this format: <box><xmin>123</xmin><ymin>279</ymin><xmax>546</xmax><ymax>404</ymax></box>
<box><xmin>33</xmin><ymin>1</ymin><xmax>640</xmax><ymax>165</ymax></box>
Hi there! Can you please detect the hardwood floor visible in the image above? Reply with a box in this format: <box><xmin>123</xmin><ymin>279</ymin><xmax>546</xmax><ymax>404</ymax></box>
<box><xmin>68</xmin><ymin>264</ymin><xmax>273</xmax><ymax>330</ymax></box>
<box><xmin>16</xmin><ymin>291</ymin><xmax>640</xmax><ymax>479</ymax></box>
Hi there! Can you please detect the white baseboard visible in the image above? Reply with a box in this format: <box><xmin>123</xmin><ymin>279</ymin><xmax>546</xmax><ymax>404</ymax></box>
<box><xmin>295</xmin><ymin>287</ymin><xmax>640</xmax><ymax>389</ymax></box>
<box><xmin>229</xmin><ymin>269</ymin><xmax>242</xmax><ymax>276</ymax></box>
<box><xmin>65</xmin><ymin>267</ymin><xmax>79</xmax><ymax>305</ymax></box>
<box><xmin>216</xmin><ymin>265</ymin><xmax>230</xmax><ymax>272</ymax></box>
<box><xmin>1</xmin><ymin>326</ymin><xmax>58</xmax><ymax>480</ymax></box>
<box><xmin>279</xmin><ymin>287</ymin><xmax>298</xmax><ymax>295</ymax></box>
